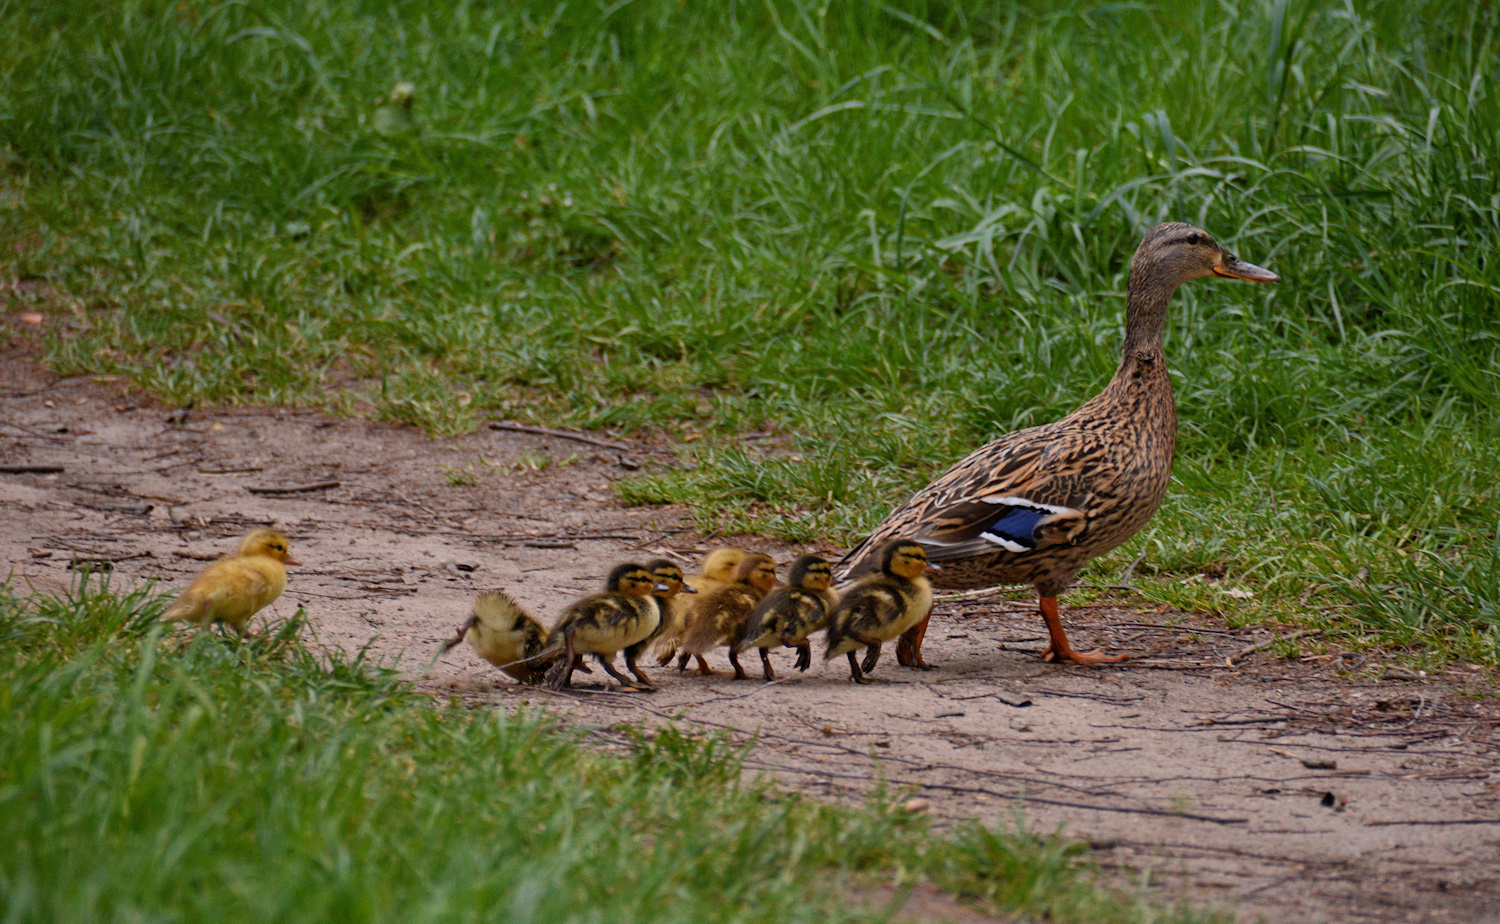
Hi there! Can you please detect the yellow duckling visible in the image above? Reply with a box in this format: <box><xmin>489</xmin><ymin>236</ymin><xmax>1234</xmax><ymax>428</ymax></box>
<box><xmin>676</xmin><ymin>552</ymin><xmax>777</xmax><ymax>679</ymax></box>
<box><xmin>733</xmin><ymin>554</ymin><xmax>838</xmax><ymax>681</ymax></box>
<box><xmin>542</xmin><ymin>562</ymin><xmax>667</xmax><ymax>691</ymax></box>
<box><xmin>653</xmin><ymin>546</ymin><xmax>746</xmax><ymax>665</ymax></box>
<box><xmin>824</xmin><ymin>541</ymin><xmax>934</xmax><ymax>683</ymax></box>
<box><xmin>441</xmin><ymin>590</ymin><xmax>561</xmax><ymax>684</ymax></box>
<box><xmin>162</xmin><ymin>528</ymin><xmax>298</xmax><ymax>635</ymax></box>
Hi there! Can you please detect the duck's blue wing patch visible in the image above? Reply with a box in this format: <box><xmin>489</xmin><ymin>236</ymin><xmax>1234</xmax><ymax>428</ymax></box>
<box><xmin>913</xmin><ymin>496</ymin><xmax>1075</xmax><ymax>562</ymax></box>
<box><xmin>978</xmin><ymin>505</ymin><xmax>1048</xmax><ymax>552</ymax></box>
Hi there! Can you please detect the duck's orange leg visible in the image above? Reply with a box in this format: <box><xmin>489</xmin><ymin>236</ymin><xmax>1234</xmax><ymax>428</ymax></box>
<box><xmin>1038</xmin><ymin>596</ymin><xmax>1128</xmax><ymax>664</ymax></box>
<box><xmin>896</xmin><ymin>611</ymin><xmax>934</xmax><ymax>669</ymax></box>
<box><xmin>678</xmin><ymin>652</ymin><xmax>719</xmax><ymax>675</ymax></box>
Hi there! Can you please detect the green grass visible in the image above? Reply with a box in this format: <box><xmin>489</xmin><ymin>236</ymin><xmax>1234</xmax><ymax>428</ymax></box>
<box><xmin>2</xmin><ymin>0</ymin><xmax>1499</xmax><ymax>663</ymax></box>
<box><xmin>0</xmin><ymin>577</ymin><xmax>1222</xmax><ymax>923</ymax></box>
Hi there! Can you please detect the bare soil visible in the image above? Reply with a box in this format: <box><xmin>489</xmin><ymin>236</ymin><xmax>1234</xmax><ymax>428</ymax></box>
<box><xmin>3</xmin><ymin>343</ymin><xmax>1498</xmax><ymax>924</ymax></box>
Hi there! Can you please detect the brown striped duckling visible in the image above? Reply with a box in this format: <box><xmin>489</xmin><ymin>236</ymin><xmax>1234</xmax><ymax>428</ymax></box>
<box><xmin>839</xmin><ymin>223</ymin><xmax>1276</xmax><ymax>665</ymax></box>
<box><xmin>162</xmin><ymin>528</ymin><xmax>299</xmax><ymax>635</ymax></box>
<box><xmin>654</xmin><ymin>546</ymin><xmax>746</xmax><ymax>665</ymax></box>
<box><xmin>542</xmin><ymin>563</ymin><xmax>667</xmax><ymax>691</ymax></box>
<box><xmin>733</xmin><ymin>554</ymin><xmax>838</xmax><ymax>681</ymax></box>
<box><xmin>825</xmin><ymin>541</ymin><xmax>934</xmax><ymax>683</ymax></box>
<box><xmin>621</xmin><ymin>559</ymin><xmax>697</xmax><ymax>688</ymax></box>
<box><xmin>676</xmin><ymin>552</ymin><xmax>777</xmax><ymax>679</ymax></box>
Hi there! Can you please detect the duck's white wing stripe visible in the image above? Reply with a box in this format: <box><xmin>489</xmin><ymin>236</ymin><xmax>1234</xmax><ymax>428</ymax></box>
<box><xmin>978</xmin><ymin>532</ymin><xmax>1029</xmax><ymax>553</ymax></box>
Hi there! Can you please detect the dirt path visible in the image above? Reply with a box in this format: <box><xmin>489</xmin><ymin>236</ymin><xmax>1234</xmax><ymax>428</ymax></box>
<box><xmin>3</xmin><ymin>346</ymin><xmax>1498</xmax><ymax>923</ymax></box>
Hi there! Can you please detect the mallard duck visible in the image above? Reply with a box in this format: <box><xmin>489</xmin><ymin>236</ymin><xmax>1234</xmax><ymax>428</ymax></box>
<box><xmin>441</xmin><ymin>590</ymin><xmax>570</xmax><ymax>684</ymax></box>
<box><xmin>733</xmin><ymin>554</ymin><xmax>838</xmax><ymax>681</ymax></box>
<box><xmin>676</xmin><ymin>552</ymin><xmax>777</xmax><ymax>679</ymax></box>
<box><xmin>162</xmin><ymin>528</ymin><xmax>299</xmax><ymax>634</ymax></box>
<box><xmin>541</xmin><ymin>563</ymin><xmax>667</xmax><ymax>691</ymax></box>
<box><xmin>653</xmin><ymin>546</ymin><xmax>747</xmax><ymax>665</ymax></box>
<box><xmin>620</xmin><ymin>559</ymin><xmax>697</xmax><ymax>688</ymax></box>
<box><xmin>840</xmin><ymin>223</ymin><xmax>1277</xmax><ymax>665</ymax></box>
<box><xmin>825</xmin><ymin>541</ymin><xmax>934</xmax><ymax>683</ymax></box>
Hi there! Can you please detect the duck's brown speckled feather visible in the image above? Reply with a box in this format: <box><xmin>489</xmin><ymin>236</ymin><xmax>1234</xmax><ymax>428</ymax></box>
<box><xmin>844</xmin><ymin>353</ymin><xmax>1175</xmax><ymax>595</ymax></box>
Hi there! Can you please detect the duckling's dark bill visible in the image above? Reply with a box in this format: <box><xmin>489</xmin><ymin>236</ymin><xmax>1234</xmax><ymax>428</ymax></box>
<box><xmin>1212</xmin><ymin>256</ymin><xmax>1278</xmax><ymax>283</ymax></box>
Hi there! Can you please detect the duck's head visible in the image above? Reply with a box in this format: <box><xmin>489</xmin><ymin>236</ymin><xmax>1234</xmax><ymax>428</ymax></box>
<box><xmin>878</xmin><ymin>540</ymin><xmax>932</xmax><ymax>581</ymax></box>
<box><xmin>731</xmin><ymin>553</ymin><xmax>778</xmax><ymax>593</ymax></box>
<box><xmin>700</xmin><ymin>547</ymin><xmax>748</xmax><ymax>583</ymax></box>
<box><xmin>240</xmin><ymin>528</ymin><xmax>300</xmax><ymax>566</ymax></box>
<box><xmin>646</xmin><ymin>559</ymin><xmax>696</xmax><ymax>597</ymax></box>
<box><xmin>1135</xmin><ymin>222</ymin><xmax>1278</xmax><ymax>286</ymax></box>
<box><xmin>606</xmin><ymin>562</ymin><xmax>667</xmax><ymax>596</ymax></box>
<box><xmin>787</xmin><ymin>554</ymin><xmax>834</xmax><ymax>591</ymax></box>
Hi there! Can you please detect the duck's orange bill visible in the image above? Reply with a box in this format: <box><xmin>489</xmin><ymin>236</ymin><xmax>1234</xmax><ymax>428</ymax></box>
<box><xmin>285</xmin><ymin>558</ymin><xmax>303</xmax><ymax>567</ymax></box>
<box><xmin>1212</xmin><ymin>255</ymin><xmax>1279</xmax><ymax>283</ymax></box>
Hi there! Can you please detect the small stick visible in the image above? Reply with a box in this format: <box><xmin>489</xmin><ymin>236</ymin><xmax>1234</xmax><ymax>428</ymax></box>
<box><xmin>246</xmin><ymin>480</ymin><xmax>341</xmax><ymax>495</ymax></box>
<box><xmin>1367</xmin><ymin>818</ymin><xmax>1500</xmax><ymax>827</ymax></box>
<box><xmin>1226</xmin><ymin>629</ymin><xmax>1322</xmax><ymax>666</ymax></box>
<box><xmin>489</xmin><ymin>420</ymin><xmax>632</xmax><ymax>451</ymax></box>
<box><xmin>0</xmin><ymin>464</ymin><xmax>64</xmax><ymax>474</ymax></box>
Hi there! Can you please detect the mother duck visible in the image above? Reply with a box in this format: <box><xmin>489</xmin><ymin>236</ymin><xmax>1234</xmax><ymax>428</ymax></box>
<box><xmin>839</xmin><ymin>222</ymin><xmax>1277</xmax><ymax>665</ymax></box>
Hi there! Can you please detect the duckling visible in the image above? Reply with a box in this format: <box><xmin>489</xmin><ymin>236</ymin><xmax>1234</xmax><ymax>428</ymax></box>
<box><xmin>441</xmin><ymin>590</ymin><xmax>559</xmax><ymax>684</ymax></box>
<box><xmin>653</xmin><ymin>546</ymin><xmax>747</xmax><ymax>666</ymax></box>
<box><xmin>162</xmin><ymin>528</ymin><xmax>298</xmax><ymax>635</ymax></box>
<box><xmin>541</xmin><ymin>562</ymin><xmax>667</xmax><ymax>691</ymax></box>
<box><xmin>676</xmin><ymin>552</ymin><xmax>778</xmax><ymax>679</ymax></box>
<box><xmin>621</xmin><ymin>559</ymin><xmax>697</xmax><ymax>688</ymax></box>
<box><xmin>733</xmin><ymin>554</ymin><xmax>838</xmax><ymax>681</ymax></box>
<box><xmin>824</xmin><ymin>541</ymin><xmax>934</xmax><ymax>683</ymax></box>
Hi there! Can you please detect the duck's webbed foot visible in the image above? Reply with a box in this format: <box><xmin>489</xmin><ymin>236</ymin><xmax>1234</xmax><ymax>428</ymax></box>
<box><xmin>623</xmin><ymin>651</ymin><xmax>656</xmax><ymax>690</ymax></box>
<box><xmin>757</xmin><ymin>649</ymin><xmax>776</xmax><ymax>682</ymax></box>
<box><xmin>1038</xmin><ymin>596</ymin><xmax>1130</xmax><ymax>665</ymax></box>
<box><xmin>859</xmin><ymin>644</ymin><xmax>881</xmax><ymax>676</ymax></box>
<box><xmin>845</xmin><ymin>651</ymin><xmax>875</xmax><ymax>683</ymax></box>
<box><xmin>595</xmin><ymin>653</ymin><xmax>644</xmax><ymax>690</ymax></box>
<box><xmin>793</xmin><ymin>644</ymin><xmax>811</xmax><ymax>673</ymax></box>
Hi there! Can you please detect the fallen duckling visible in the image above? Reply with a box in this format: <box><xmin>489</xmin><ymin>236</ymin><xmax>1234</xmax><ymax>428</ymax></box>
<box><xmin>677</xmin><ymin>552</ymin><xmax>777</xmax><ymax>679</ymax></box>
<box><xmin>542</xmin><ymin>562</ymin><xmax>667</xmax><ymax>691</ymax></box>
<box><xmin>824</xmin><ymin>541</ymin><xmax>934</xmax><ymax>683</ymax></box>
<box><xmin>733</xmin><ymin>554</ymin><xmax>838</xmax><ymax>681</ymax></box>
<box><xmin>162</xmin><ymin>528</ymin><xmax>298</xmax><ymax>635</ymax></box>
<box><xmin>441</xmin><ymin>590</ymin><xmax>572</xmax><ymax>684</ymax></box>
<box><xmin>654</xmin><ymin>546</ymin><xmax>746</xmax><ymax>666</ymax></box>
